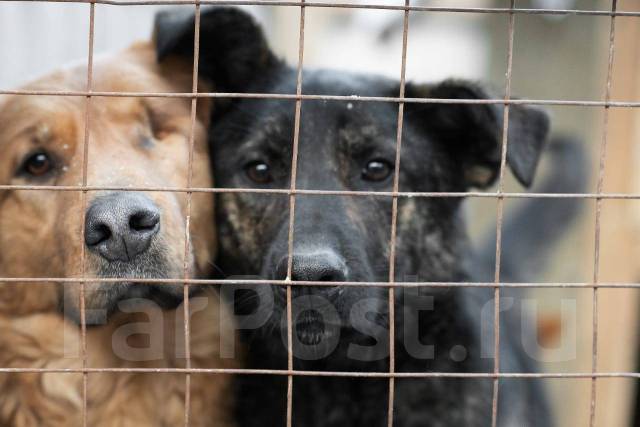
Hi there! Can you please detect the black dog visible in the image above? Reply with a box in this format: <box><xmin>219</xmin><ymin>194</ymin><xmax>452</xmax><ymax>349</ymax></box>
<box><xmin>156</xmin><ymin>7</ymin><xmax>553</xmax><ymax>426</ymax></box>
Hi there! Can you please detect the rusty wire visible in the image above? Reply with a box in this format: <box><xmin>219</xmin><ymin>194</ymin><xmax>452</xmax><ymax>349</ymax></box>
<box><xmin>1</xmin><ymin>367</ymin><xmax>640</xmax><ymax>379</ymax></box>
<box><xmin>77</xmin><ymin>3</ymin><xmax>96</xmax><ymax>426</ymax></box>
<box><xmin>384</xmin><ymin>1</ymin><xmax>410</xmax><ymax>425</ymax></box>
<box><xmin>179</xmin><ymin>3</ymin><xmax>203</xmax><ymax>425</ymax></box>
<box><xmin>2</xmin><ymin>367</ymin><xmax>640</xmax><ymax>379</ymax></box>
<box><xmin>590</xmin><ymin>1</ymin><xmax>618</xmax><ymax>425</ymax></box>
<box><xmin>283</xmin><ymin>1</ymin><xmax>307</xmax><ymax>425</ymax></box>
<box><xmin>7</xmin><ymin>185</ymin><xmax>640</xmax><ymax>199</ymax></box>
<box><xmin>0</xmin><ymin>0</ymin><xmax>640</xmax><ymax>16</ymax></box>
<box><xmin>1</xmin><ymin>89</ymin><xmax>639</xmax><ymax>107</ymax></box>
<box><xmin>490</xmin><ymin>1</ymin><xmax>516</xmax><ymax>424</ymax></box>
<box><xmin>7</xmin><ymin>277</ymin><xmax>640</xmax><ymax>289</ymax></box>
<box><xmin>0</xmin><ymin>0</ymin><xmax>638</xmax><ymax>426</ymax></box>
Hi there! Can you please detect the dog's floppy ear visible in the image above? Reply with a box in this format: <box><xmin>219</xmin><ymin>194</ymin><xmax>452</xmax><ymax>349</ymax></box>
<box><xmin>154</xmin><ymin>7</ymin><xmax>280</xmax><ymax>92</ymax></box>
<box><xmin>405</xmin><ymin>79</ymin><xmax>549</xmax><ymax>188</ymax></box>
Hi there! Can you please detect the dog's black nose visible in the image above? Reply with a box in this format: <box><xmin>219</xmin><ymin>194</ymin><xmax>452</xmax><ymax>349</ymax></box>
<box><xmin>85</xmin><ymin>192</ymin><xmax>161</xmax><ymax>262</ymax></box>
<box><xmin>276</xmin><ymin>250</ymin><xmax>348</xmax><ymax>282</ymax></box>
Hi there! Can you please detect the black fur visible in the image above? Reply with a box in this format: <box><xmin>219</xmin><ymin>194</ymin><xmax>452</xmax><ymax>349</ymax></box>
<box><xmin>155</xmin><ymin>7</ymin><xmax>554</xmax><ymax>426</ymax></box>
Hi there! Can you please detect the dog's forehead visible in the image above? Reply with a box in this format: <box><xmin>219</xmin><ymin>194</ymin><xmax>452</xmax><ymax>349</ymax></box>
<box><xmin>0</xmin><ymin>92</ymin><xmax>79</xmax><ymax>145</ymax></box>
<box><xmin>239</xmin><ymin>102</ymin><xmax>394</xmax><ymax>156</ymax></box>
<box><xmin>230</xmin><ymin>70</ymin><xmax>401</xmax><ymax>157</ymax></box>
<box><xmin>92</xmin><ymin>42</ymin><xmax>177</xmax><ymax>92</ymax></box>
<box><xmin>221</xmin><ymin>98</ymin><xmax>290</xmax><ymax>153</ymax></box>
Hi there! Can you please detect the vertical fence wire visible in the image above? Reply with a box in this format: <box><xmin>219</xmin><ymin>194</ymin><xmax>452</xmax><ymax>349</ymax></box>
<box><xmin>490</xmin><ymin>1</ymin><xmax>516</xmax><ymax>426</ymax></box>
<box><xmin>78</xmin><ymin>3</ymin><xmax>96</xmax><ymax>426</ymax></box>
<box><xmin>181</xmin><ymin>3</ymin><xmax>202</xmax><ymax>426</ymax></box>
<box><xmin>386</xmin><ymin>1</ymin><xmax>411</xmax><ymax>426</ymax></box>
<box><xmin>1</xmin><ymin>1</ymin><xmax>637</xmax><ymax>426</ymax></box>
<box><xmin>285</xmin><ymin>1</ymin><xmax>307</xmax><ymax>426</ymax></box>
<box><xmin>590</xmin><ymin>1</ymin><xmax>618</xmax><ymax>425</ymax></box>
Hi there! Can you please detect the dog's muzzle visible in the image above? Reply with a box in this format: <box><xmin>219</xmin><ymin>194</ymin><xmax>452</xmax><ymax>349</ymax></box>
<box><xmin>274</xmin><ymin>248</ymin><xmax>348</xmax><ymax>346</ymax></box>
<box><xmin>274</xmin><ymin>249</ymin><xmax>348</xmax><ymax>283</ymax></box>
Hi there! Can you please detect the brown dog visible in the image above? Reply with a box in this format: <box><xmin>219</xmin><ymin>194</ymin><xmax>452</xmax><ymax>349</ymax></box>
<box><xmin>0</xmin><ymin>42</ymin><xmax>236</xmax><ymax>426</ymax></box>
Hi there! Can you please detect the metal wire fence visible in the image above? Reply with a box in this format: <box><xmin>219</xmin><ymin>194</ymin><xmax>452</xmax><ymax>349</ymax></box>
<box><xmin>0</xmin><ymin>0</ymin><xmax>633</xmax><ymax>426</ymax></box>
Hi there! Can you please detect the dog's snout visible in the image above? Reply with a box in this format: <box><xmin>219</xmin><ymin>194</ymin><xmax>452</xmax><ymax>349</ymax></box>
<box><xmin>85</xmin><ymin>192</ymin><xmax>160</xmax><ymax>262</ymax></box>
<box><xmin>276</xmin><ymin>249</ymin><xmax>348</xmax><ymax>283</ymax></box>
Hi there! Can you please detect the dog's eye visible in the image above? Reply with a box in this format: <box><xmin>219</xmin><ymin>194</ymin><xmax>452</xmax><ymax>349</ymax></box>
<box><xmin>362</xmin><ymin>159</ymin><xmax>393</xmax><ymax>182</ymax></box>
<box><xmin>21</xmin><ymin>151</ymin><xmax>54</xmax><ymax>177</ymax></box>
<box><xmin>245</xmin><ymin>161</ymin><xmax>273</xmax><ymax>184</ymax></box>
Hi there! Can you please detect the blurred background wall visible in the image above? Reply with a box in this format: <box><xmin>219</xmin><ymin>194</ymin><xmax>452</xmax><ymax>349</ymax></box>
<box><xmin>1</xmin><ymin>0</ymin><xmax>639</xmax><ymax>425</ymax></box>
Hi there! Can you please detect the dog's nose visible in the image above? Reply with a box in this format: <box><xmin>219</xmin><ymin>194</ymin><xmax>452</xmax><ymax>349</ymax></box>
<box><xmin>85</xmin><ymin>192</ymin><xmax>161</xmax><ymax>262</ymax></box>
<box><xmin>276</xmin><ymin>250</ymin><xmax>348</xmax><ymax>282</ymax></box>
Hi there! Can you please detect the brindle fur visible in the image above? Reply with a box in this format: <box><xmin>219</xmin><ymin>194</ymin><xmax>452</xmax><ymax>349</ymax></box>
<box><xmin>156</xmin><ymin>7</ymin><xmax>552</xmax><ymax>427</ymax></box>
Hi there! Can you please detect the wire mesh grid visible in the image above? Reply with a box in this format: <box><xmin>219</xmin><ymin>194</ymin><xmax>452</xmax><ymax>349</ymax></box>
<box><xmin>0</xmin><ymin>0</ymin><xmax>633</xmax><ymax>426</ymax></box>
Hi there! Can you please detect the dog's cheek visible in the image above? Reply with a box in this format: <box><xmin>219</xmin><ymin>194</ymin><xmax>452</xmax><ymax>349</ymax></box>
<box><xmin>155</xmin><ymin>132</ymin><xmax>191</xmax><ymax>188</ymax></box>
<box><xmin>218</xmin><ymin>193</ymin><xmax>266</xmax><ymax>268</ymax></box>
<box><xmin>56</xmin><ymin>190</ymin><xmax>91</xmax><ymax>310</ymax></box>
<box><xmin>190</xmin><ymin>192</ymin><xmax>216</xmax><ymax>277</ymax></box>
<box><xmin>189</xmin><ymin>145</ymin><xmax>216</xmax><ymax>277</ymax></box>
<box><xmin>0</xmin><ymin>190</ymin><xmax>66</xmax><ymax>313</ymax></box>
<box><xmin>396</xmin><ymin>200</ymin><xmax>459</xmax><ymax>281</ymax></box>
<box><xmin>360</xmin><ymin>197</ymin><xmax>394</xmax><ymax>274</ymax></box>
<box><xmin>153</xmin><ymin>192</ymin><xmax>188</xmax><ymax>275</ymax></box>
<box><xmin>4</xmin><ymin>192</ymin><xmax>65</xmax><ymax>272</ymax></box>
<box><xmin>344</xmin><ymin>198</ymin><xmax>369</xmax><ymax>236</ymax></box>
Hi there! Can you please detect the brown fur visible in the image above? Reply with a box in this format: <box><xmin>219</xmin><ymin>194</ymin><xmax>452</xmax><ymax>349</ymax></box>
<box><xmin>0</xmin><ymin>42</ymin><xmax>237</xmax><ymax>426</ymax></box>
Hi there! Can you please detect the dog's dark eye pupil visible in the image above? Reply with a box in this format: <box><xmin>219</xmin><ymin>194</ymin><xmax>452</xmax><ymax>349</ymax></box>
<box><xmin>245</xmin><ymin>161</ymin><xmax>273</xmax><ymax>184</ymax></box>
<box><xmin>24</xmin><ymin>152</ymin><xmax>52</xmax><ymax>177</ymax></box>
<box><xmin>362</xmin><ymin>159</ymin><xmax>392</xmax><ymax>182</ymax></box>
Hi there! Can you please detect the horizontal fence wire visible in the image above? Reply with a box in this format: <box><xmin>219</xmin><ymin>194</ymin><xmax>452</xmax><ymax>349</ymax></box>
<box><xmin>1</xmin><ymin>91</ymin><xmax>639</xmax><ymax>107</ymax></box>
<box><xmin>1</xmin><ymin>368</ymin><xmax>640</xmax><ymax>379</ymax></box>
<box><xmin>4</xmin><ymin>278</ymin><xmax>640</xmax><ymax>288</ymax></box>
<box><xmin>4</xmin><ymin>186</ymin><xmax>640</xmax><ymax>200</ymax></box>
<box><xmin>0</xmin><ymin>0</ymin><xmax>639</xmax><ymax>17</ymax></box>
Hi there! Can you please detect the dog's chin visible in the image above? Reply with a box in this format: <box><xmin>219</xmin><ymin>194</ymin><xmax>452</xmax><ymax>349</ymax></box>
<box><xmin>64</xmin><ymin>283</ymin><xmax>185</xmax><ymax>326</ymax></box>
<box><xmin>64</xmin><ymin>251</ymin><xmax>188</xmax><ymax>326</ymax></box>
<box><xmin>112</xmin><ymin>280</ymin><xmax>185</xmax><ymax>309</ymax></box>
